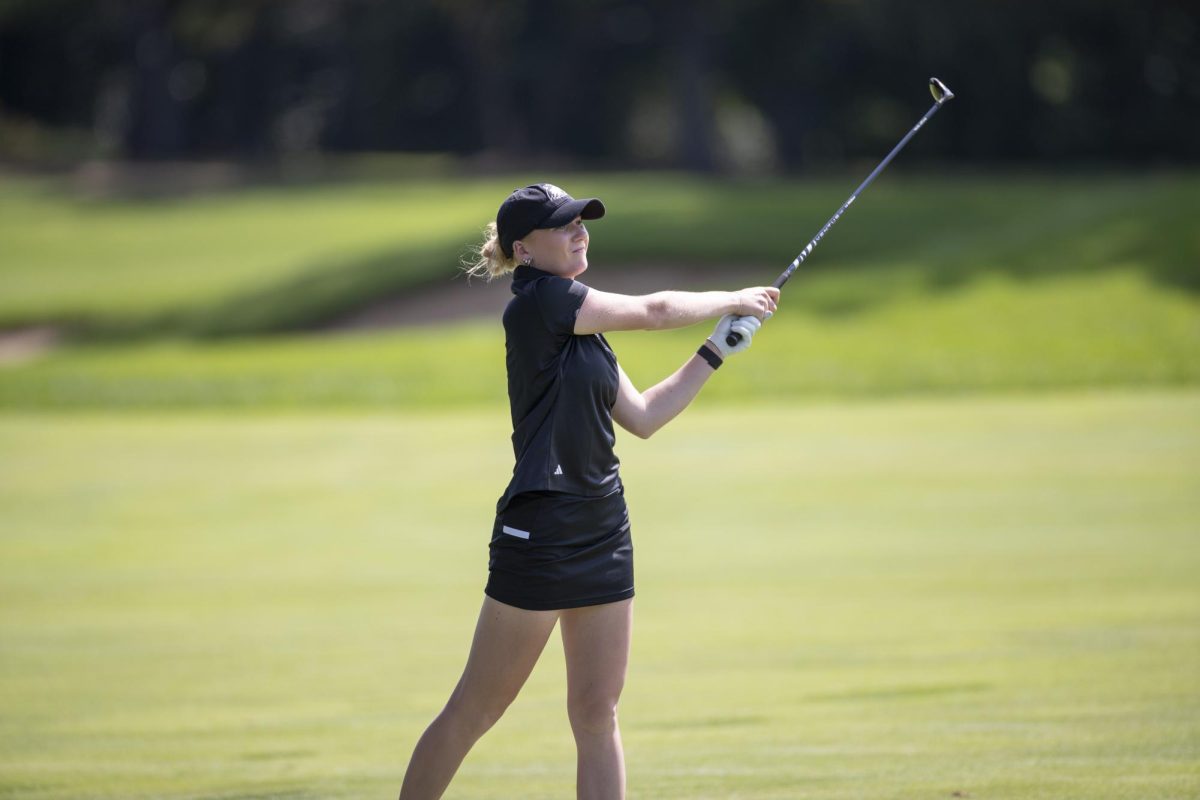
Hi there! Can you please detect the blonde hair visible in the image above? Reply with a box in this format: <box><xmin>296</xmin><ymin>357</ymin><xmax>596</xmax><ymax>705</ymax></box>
<box><xmin>462</xmin><ymin>221</ymin><xmax>518</xmax><ymax>281</ymax></box>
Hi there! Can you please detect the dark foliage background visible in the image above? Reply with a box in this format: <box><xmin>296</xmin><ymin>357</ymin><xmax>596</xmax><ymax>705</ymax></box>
<box><xmin>0</xmin><ymin>0</ymin><xmax>1197</xmax><ymax>169</ymax></box>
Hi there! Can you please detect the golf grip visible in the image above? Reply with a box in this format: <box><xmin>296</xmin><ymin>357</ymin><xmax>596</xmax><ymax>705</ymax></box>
<box><xmin>725</xmin><ymin>93</ymin><xmax>952</xmax><ymax>348</ymax></box>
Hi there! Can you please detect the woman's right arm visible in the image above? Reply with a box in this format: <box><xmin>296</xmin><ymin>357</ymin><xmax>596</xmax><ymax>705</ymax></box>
<box><xmin>610</xmin><ymin>314</ymin><xmax>763</xmax><ymax>439</ymax></box>
<box><xmin>574</xmin><ymin>286</ymin><xmax>779</xmax><ymax>335</ymax></box>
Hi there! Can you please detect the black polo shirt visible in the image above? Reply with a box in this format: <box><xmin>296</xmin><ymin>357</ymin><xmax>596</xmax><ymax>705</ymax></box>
<box><xmin>496</xmin><ymin>265</ymin><xmax>621</xmax><ymax>512</ymax></box>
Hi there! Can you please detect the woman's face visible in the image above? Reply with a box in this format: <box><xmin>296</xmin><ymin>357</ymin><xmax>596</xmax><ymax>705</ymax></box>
<box><xmin>515</xmin><ymin>217</ymin><xmax>589</xmax><ymax>278</ymax></box>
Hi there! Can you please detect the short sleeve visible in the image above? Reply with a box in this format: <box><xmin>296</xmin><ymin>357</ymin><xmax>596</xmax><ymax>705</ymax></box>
<box><xmin>532</xmin><ymin>277</ymin><xmax>590</xmax><ymax>337</ymax></box>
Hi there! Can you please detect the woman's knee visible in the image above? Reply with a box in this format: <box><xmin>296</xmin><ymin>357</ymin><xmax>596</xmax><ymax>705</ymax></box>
<box><xmin>443</xmin><ymin>684</ymin><xmax>513</xmax><ymax>740</ymax></box>
<box><xmin>567</xmin><ymin>692</ymin><xmax>620</xmax><ymax>737</ymax></box>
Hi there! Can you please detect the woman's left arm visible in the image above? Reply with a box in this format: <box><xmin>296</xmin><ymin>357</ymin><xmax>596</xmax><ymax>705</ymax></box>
<box><xmin>613</xmin><ymin>314</ymin><xmax>762</xmax><ymax>439</ymax></box>
<box><xmin>611</xmin><ymin>354</ymin><xmax>715</xmax><ymax>440</ymax></box>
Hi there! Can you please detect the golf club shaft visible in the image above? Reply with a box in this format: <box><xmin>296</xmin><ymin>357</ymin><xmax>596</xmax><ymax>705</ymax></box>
<box><xmin>726</xmin><ymin>81</ymin><xmax>953</xmax><ymax>347</ymax></box>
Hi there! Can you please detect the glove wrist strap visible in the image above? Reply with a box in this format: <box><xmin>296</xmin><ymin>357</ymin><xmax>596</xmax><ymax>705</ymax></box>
<box><xmin>696</xmin><ymin>342</ymin><xmax>724</xmax><ymax>370</ymax></box>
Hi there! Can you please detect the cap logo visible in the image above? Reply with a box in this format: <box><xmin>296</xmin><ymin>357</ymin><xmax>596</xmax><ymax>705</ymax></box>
<box><xmin>540</xmin><ymin>183</ymin><xmax>568</xmax><ymax>202</ymax></box>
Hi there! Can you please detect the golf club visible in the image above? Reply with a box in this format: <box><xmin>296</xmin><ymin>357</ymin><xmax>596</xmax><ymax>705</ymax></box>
<box><xmin>726</xmin><ymin>77</ymin><xmax>955</xmax><ymax>347</ymax></box>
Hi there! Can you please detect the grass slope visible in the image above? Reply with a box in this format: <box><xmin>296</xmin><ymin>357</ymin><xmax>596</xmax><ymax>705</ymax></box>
<box><xmin>1</xmin><ymin>392</ymin><xmax>1198</xmax><ymax>798</ymax></box>
<box><xmin>1</xmin><ymin>171</ymin><xmax>1196</xmax><ymax>336</ymax></box>
<box><xmin>0</xmin><ymin>176</ymin><xmax>499</xmax><ymax>334</ymax></box>
<box><xmin>1</xmin><ymin>266</ymin><xmax>1195</xmax><ymax>409</ymax></box>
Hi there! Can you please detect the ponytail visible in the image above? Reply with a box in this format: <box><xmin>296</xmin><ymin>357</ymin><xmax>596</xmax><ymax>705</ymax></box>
<box><xmin>462</xmin><ymin>221</ymin><xmax>518</xmax><ymax>281</ymax></box>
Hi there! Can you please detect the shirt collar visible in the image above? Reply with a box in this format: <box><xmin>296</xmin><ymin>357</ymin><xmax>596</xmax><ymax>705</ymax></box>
<box><xmin>511</xmin><ymin>264</ymin><xmax>558</xmax><ymax>286</ymax></box>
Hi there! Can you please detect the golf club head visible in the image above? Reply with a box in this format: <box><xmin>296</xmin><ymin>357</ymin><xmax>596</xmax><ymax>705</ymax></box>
<box><xmin>929</xmin><ymin>77</ymin><xmax>955</xmax><ymax>104</ymax></box>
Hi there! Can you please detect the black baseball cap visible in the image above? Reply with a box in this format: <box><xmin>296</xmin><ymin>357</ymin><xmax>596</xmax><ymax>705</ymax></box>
<box><xmin>497</xmin><ymin>183</ymin><xmax>606</xmax><ymax>258</ymax></box>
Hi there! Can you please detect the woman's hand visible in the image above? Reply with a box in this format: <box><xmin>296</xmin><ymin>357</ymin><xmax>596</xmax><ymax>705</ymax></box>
<box><xmin>708</xmin><ymin>314</ymin><xmax>762</xmax><ymax>358</ymax></box>
<box><xmin>731</xmin><ymin>286</ymin><xmax>780</xmax><ymax>321</ymax></box>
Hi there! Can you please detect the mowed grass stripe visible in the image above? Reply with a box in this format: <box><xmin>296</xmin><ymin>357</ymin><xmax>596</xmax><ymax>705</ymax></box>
<box><xmin>1</xmin><ymin>391</ymin><xmax>1197</xmax><ymax>798</ymax></box>
<box><xmin>0</xmin><ymin>171</ymin><xmax>1195</xmax><ymax>336</ymax></box>
<box><xmin>2</xmin><ymin>266</ymin><xmax>1195</xmax><ymax>408</ymax></box>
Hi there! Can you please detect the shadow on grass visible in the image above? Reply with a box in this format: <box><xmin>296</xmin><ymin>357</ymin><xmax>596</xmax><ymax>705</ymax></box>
<box><xmin>29</xmin><ymin>171</ymin><xmax>1200</xmax><ymax>342</ymax></box>
<box><xmin>807</xmin><ymin>682</ymin><xmax>991</xmax><ymax>703</ymax></box>
<box><xmin>62</xmin><ymin>239</ymin><xmax>468</xmax><ymax>342</ymax></box>
<box><xmin>641</xmin><ymin>715</ymin><xmax>771</xmax><ymax>730</ymax></box>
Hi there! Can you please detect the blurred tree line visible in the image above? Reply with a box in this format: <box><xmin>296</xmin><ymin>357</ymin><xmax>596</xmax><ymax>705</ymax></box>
<box><xmin>0</xmin><ymin>0</ymin><xmax>1196</xmax><ymax>170</ymax></box>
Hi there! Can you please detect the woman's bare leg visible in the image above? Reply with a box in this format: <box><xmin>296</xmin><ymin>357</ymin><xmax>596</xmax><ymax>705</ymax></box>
<box><xmin>560</xmin><ymin>598</ymin><xmax>634</xmax><ymax>800</ymax></box>
<box><xmin>398</xmin><ymin>596</ymin><xmax>559</xmax><ymax>800</ymax></box>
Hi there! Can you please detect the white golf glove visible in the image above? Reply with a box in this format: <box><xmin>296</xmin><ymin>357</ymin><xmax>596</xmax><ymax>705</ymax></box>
<box><xmin>708</xmin><ymin>314</ymin><xmax>762</xmax><ymax>358</ymax></box>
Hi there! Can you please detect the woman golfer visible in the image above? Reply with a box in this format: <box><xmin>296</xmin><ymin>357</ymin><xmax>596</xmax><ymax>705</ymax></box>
<box><xmin>398</xmin><ymin>183</ymin><xmax>778</xmax><ymax>799</ymax></box>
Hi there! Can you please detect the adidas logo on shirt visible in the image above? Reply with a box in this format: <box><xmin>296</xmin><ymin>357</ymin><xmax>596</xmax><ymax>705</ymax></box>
<box><xmin>553</xmin><ymin>465</ymin><xmax>563</xmax><ymax>476</ymax></box>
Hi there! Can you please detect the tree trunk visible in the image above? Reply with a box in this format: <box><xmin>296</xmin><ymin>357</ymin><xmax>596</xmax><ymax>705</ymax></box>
<box><xmin>669</xmin><ymin>0</ymin><xmax>717</xmax><ymax>172</ymax></box>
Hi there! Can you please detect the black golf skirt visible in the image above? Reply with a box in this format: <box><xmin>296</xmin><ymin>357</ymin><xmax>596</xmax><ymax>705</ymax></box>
<box><xmin>485</xmin><ymin>488</ymin><xmax>634</xmax><ymax>611</ymax></box>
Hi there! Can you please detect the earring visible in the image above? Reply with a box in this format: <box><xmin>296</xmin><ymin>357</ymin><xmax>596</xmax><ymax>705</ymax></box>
<box><xmin>522</xmin><ymin>256</ymin><xmax>532</xmax><ymax>266</ymax></box>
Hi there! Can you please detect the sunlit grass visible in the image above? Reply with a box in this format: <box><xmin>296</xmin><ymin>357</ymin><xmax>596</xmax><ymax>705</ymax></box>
<box><xmin>2</xmin><ymin>266</ymin><xmax>1195</xmax><ymax>409</ymax></box>
<box><xmin>1</xmin><ymin>391</ymin><xmax>1197</xmax><ymax>798</ymax></box>
<box><xmin>1</xmin><ymin>171</ymin><xmax>1195</xmax><ymax>336</ymax></box>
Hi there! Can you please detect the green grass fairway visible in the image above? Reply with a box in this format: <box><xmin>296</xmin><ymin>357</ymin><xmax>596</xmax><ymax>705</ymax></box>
<box><xmin>2</xmin><ymin>266</ymin><xmax>1194</xmax><ymax>410</ymax></box>
<box><xmin>2</xmin><ymin>391</ymin><xmax>1198</xmax><ymax>799</ymax></box>
<box><xmin>1</xmin><ymin>171</ymin><xmax>1196</xmax><ymax>337</ymax></box>
<box><xmin>1</xmin><ymin>170</ymin><xmax>1196</xmax><ymax>406</ymax></box>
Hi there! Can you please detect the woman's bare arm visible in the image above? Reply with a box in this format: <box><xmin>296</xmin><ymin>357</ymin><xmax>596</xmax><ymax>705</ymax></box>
<box><xmin>575</xmin><ymin>286</ymin><xmax>778</xmax><ymax>335</ymax></box>
<box><xmin>611</xmin><ymin>356</ymin><xmax>722</xmax><ymax>440</ymax></box>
